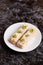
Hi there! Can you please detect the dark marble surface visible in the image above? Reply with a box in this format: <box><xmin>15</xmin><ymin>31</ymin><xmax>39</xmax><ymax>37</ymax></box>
<box><xmin>0</xmin><ymin>0</ymin><xmax>43</xmax><ymax>65</ymax></box>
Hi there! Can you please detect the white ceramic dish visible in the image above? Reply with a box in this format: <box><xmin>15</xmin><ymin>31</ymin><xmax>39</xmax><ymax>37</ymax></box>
<box><xmin>4</xmin><ymin>22</ymin><xmax>42</xmax><ymax>52</ymax></box>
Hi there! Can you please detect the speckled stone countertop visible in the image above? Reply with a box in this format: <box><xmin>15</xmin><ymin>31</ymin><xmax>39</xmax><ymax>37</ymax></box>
<box><xmin>0</xmin><ymin>0</ymin><xmax>43</xmax><ymax>65</ymax></box>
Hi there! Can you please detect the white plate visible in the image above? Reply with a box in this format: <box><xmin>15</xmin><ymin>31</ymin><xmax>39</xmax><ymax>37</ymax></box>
<box><xmin>4</xmin><ymin>22</ymin><xmax>42</xmax><ymax>52</ymax></box>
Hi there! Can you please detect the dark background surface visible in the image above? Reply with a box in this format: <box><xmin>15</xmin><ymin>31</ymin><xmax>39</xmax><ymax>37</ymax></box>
<box><xmin>0</xmin><ymin>0</ymin><xmax>43</xmax><ymax>65</ymax></box>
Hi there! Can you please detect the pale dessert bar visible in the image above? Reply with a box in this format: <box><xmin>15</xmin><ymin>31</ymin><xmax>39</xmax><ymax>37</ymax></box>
<box><xmin>9</xmin><ymin>25</ymin><xmax>29</xmax><ymax>45</ymax></box>
<box><xmin>17</xmin><ymin>28</ymin><xmax>37</xmax><ymax>48</ymax></box>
